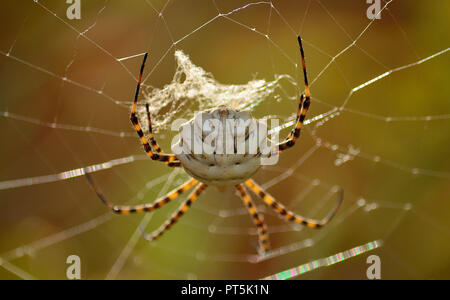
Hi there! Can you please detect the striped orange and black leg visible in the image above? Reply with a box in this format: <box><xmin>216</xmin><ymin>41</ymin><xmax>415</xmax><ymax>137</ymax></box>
<box><xmin>278</xmin><ymin>35</ymin><xmax>311</xmax><ymax>153</ymax></box>
<box><xmin>145</xmin><ymin>103</ymin><xmax>162</xmax><ymax>154</ymax></box>
<box><xmin>143</xmin><ymin>183</ymin><xmax>207</xmax><ymax>242</ymax></box>
<box><xmin>86</xmin><ymin>173</ymin><xmax>198</xmax><ymax>214</ymax></box>
<box><xmin>244</xmin><ymin>179</ymin><xmax>343</xmax><ymax>229</ymax></box>
<box><xmin>236</xmin><ymin>184</ymin><xmax>270</xmax><ymax>254</ymax></box>
<box><xmin>130</xmin><ymin>52</ymin><xmax>180</xmax><ymax>166</ymax></box>
<box><xmin>145</xmin><ymin>103</ymin><xmax>181</xmax><ymax>168</ymax></box>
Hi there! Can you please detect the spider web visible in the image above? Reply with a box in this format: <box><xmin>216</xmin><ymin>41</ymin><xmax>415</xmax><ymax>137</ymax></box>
<box><xmin>1</xmin><ymin>0</ymin><xmax>449</xmax><ymax>280</ymax></box>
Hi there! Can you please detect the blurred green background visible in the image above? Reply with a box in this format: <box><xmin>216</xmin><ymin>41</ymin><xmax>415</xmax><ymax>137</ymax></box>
<box><xmin>0</xmin><ymin>0</ymin><xmax>449</xmax><ymax>279</ymax></box>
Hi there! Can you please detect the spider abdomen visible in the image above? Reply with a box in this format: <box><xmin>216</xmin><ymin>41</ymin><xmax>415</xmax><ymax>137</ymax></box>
<box><xmin>172</xmin><ymin>106</ymin><xmax>269</xmax><ymax>186</ymax></box>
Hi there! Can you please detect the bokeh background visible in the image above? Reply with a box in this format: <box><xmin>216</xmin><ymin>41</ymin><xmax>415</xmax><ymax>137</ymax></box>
<box><xmin>0</xmin><ymin>0</ymin><xmax>449</xmax><ymax>279</ymax></box>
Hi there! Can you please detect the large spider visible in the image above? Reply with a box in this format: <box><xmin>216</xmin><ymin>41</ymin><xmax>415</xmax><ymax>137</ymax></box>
<box><xmin>86</xmin><ymin>36</ymin><xmax>343</xmax><ymax>255</ymax></box>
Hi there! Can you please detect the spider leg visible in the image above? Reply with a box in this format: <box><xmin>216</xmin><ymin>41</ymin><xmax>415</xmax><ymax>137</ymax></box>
<box><xmin>145</xmin><ymin>103</ymin><xmax>162</xmax><ymax>154</ymax></box>
<box><xmin>277</xmin><ymin>35</ymin><xmax>311</xmax><ymax>153</ymax></box>
<box><xmin>142</xmin><ymin>183</ymin><xmax>207</xmax><ymax>242</ymax></box>
<box><xmin>130</xmin><ymin>52</ymin><xmax>181</xmax><ymax>167</ymax></box>
<box><xmin>236</xmin><ymin>184</ymin><xmax>270</xmax><ymax>254</ymax></box>
<box><xmin>145</xmin><ymin>103</ymin><xmax>181</xmax><ymax>167</ymax></box>
<box><xmin>244</xmin><ymin>179</ymin><xmax>342</xmax><ymax>228</ymax></box>
<box><xmin>86</xmin><ymin>173</ymin><xmax>198</xmax><ymax>214</ymax></box>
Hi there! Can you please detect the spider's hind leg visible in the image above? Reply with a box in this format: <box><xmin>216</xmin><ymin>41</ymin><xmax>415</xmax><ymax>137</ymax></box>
<box><xmin>145</xmin><ymin>103</ymin><xmax>181</xmax><ymax>167</ymax></box>
<box><xmin>130</xmin><ymin>52</ymin><xmax>181</xmax><ymax>167</ymax></box>
<box><xmin>277</xmin><ymin>35</ymin><xmax>311</xmax><ymax>153</ymax></box>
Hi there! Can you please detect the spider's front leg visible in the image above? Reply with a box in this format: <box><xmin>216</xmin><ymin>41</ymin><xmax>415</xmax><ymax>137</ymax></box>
<box><xmin>245</xmin><ymin>179</ymin><xmax>343</xmax><ymax>229</ymax></box>
<box><xmin>277</xmin><ymin>36</ymin><xmax>311</xmax><ymax>153</ymax></box>
<box><xmin>142</xmin><ymin>183</ymin><xmax>208</xmax><ymax>242</ymax></box>
<box><xmin>236</xmin><ymin>184</ymin><xmax>270</xmax><ymax>254</ymax></box>
<box><xmin>86</xmin><ymin>174</ymin><xmax>198</xmax><ymax>214</ymax></box>
<box><xmin>131</xmin><ymin>52</ymin><xmax>181</xmax><ymax>168</ymax></box>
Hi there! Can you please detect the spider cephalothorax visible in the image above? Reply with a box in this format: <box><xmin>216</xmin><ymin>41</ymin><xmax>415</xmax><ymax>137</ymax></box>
<box><xmin>86</xmin><ymin>36</ymin><xmax>343</xmax><ymax>255</ymax></box>
<box><xmin>172</xmin><ymin>105</ymin><xmax>271</xmax><ymax>186</ymax></box>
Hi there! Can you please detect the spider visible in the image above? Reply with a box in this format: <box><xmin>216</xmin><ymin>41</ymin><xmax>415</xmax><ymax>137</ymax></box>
<box><xmin>86</xmin><ymin>36</ymin><xmax>343</xmax><ymax>255</ymax></box>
